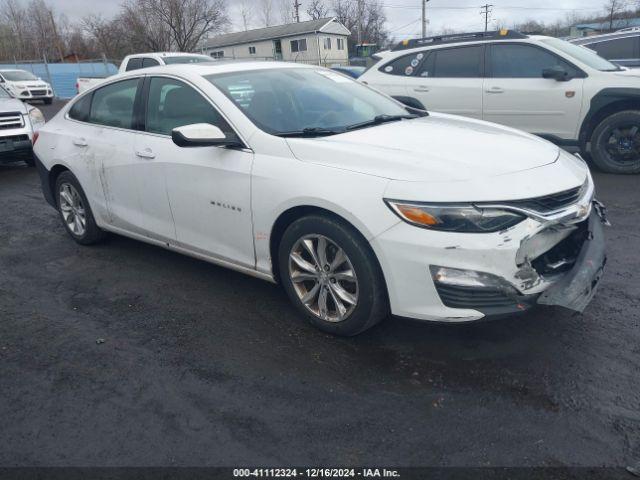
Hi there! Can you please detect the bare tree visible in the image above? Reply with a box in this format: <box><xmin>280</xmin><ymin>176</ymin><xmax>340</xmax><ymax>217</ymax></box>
<box><xmin>2</xmin><ymin>0</ymin><xmax>28</xmax><ymax>59</ymax></box>
<box><xmin>307</xmin><ymin>0</ymin><xmax>329</xmax><ymax>20</ymax></box>
<box><xmin>278</xmin><ymin>0</ymin><xmax>294</xmax><ymax>25</ymax></box>
<box><xmin>259</xmin><ymin>0</ymin><xmax>275</xmax><ymax>26</ymax></box>
<box><xmin>236</xmin><ymin>0</ymin><xmax>253</xmax><ymax>31</ymax></box>
<box><xmin>605</xmin><ymin>0</ymin><xmax>624</xmax><ymax>30</ymax></box>
<box><xmin>139</xmin><ymin>0</ymin><xmax>229</xmax><ymax>52</ymax></box>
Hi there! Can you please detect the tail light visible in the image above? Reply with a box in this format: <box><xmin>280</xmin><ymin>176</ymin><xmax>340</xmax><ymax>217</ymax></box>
<box><xmin>75</xmin><ymin>82</ymin><xmax>79</xmax><ymax>94</ymax></box>
<box><xmin>32</xmin><ymin>131</ymin><xmax>39</xmax><ymax>145</ymax></box>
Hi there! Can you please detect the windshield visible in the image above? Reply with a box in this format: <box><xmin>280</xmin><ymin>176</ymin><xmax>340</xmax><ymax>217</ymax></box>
<box><xmin>0</xmin><ymin>86</ymin><xmax>12</xmax><ymax>98</ymax></box>
<box><xmin>164</xmin><ymin>55</ymin><xmax>212</xmax><ymax>65</ymax></box>
<box><xmin>540</xmin><ymin>38</ymin><xmax>621</xmax><ymax>71</ymax></box>
<box><xmin>207</xmin><ymin>68</ymin><xmax>411</xmax><ymax>135</ymax></box>
<box><xmin>1</xmin><ymin>70</ymin><xmax>38</xmax><ymax>81</ymax></box>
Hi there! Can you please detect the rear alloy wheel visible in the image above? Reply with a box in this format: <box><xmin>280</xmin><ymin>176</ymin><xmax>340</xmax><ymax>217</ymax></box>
<box><xmin>55</xmin><ymin>171</ymin><xmax>106</xmax><ymax>245</ymax></box>
<box><xmin>279</xmin><ymin>215</ymin><xmax>388</xmax><ymax>336</ymax></box>
<box><xmin>591</xmin><ymin>110</ymin><xmax>640</xmax><ymax>174</ymax></box>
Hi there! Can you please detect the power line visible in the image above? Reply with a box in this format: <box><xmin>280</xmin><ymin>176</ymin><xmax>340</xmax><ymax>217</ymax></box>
<box><xmin>480</xmin><ymin>4</ymin><xmax>493</xmax><ymax>32</ymax></box>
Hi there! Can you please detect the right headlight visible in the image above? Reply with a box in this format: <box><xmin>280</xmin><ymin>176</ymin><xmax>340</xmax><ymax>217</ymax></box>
<box><xmin>384</xmin><ymin>200</ymin><xmax>525</xmax><ymax>233</ymax></box>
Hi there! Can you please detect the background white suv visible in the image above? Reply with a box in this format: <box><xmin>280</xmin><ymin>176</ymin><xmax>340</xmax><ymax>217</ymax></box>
<box><xmin>359</xmin><ymin>30</ymin><xmax>640</xmax><ymax>174</ymax></box>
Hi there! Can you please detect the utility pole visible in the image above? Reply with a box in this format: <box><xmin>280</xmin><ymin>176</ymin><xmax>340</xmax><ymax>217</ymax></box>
<box><xmin>357</xmin><ymin>0</ymin><xmax>364</xmax><ymax>45</ymax></box>
<box><xmin>480</xmin><ymin>4</ymin><xmax>493</xmax><ymax>32</ymax></box>
<box><xmin>421</xmin><ymin>0</ymin><xmax>430</xmax><ymax>38</ymax></box>
<box><xmin>49</xmin><ymin>10</ymin><xmax>64</xmax><ymax>63</ymax></box>
<box><xmin>293</xmin><ymin>0</ymin><xmax>302</xmax><ymax>23</ymax></box>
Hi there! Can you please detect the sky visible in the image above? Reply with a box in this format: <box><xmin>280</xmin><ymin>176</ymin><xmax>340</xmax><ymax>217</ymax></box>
<box><xmin>52</xmin><ymin>0</ymin><xmax>619</xmax><ymax>39</ymax></box>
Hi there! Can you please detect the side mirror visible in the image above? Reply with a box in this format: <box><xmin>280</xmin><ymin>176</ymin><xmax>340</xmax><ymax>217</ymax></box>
<box><xmin>172</xmin><ymin>123</ymin><xmax>242</xmax><ymax>148</ymax></box>
<box><xmin>542</xmin><ymin>66</ymin><xmax>571</xmax><ymax>82</ymax></box>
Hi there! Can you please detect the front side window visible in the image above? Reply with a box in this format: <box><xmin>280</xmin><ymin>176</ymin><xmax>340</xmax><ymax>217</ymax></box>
<box><xmin>429</xmin><ymin>46</ymin><xmax>482</xmax><ymax>78</ymax></box>
<box><xmin>291</xmin><ymin>39</ymin><xmax>308</xmax><ymax>53</ymax></box>
<box><xmin>208</xmin><ymin>68</ymin><xmax>410</xmax><ymax>135</ymax></box>
<box><xmin>89</xmin><ymin>79</ymin><xmax>139</xmax><ymax>129</ymax></box>
<box><xmin>145</xmin><ymin>77</ymin><xmax>230</xmax><ymax>136</ymax></box>
<box><xmin>540</xmin><ymin>37</ymin><xmax>620</xmax><ymax>71</ymax></box>
<box><xmin>588</xmin><ymin>37</ymin><xmax>638</xmax><ymax>59</ymax></box>
<box><xmin>125</xmin><ymin>58</ymin><xmax>143</xmax><ymax>71</ymax></box>
<box><xmin>490</xmin><ymin>44</ymin><xmax>580</xmax><ymax>78</ymax></box>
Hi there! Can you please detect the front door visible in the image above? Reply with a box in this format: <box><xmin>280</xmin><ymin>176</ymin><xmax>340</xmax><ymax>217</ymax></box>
<box><xmin>274</xmin><ymin>40</ymin><xmax>283</xmax><ymax>60</ymax></box>
<box><xmin>135</xmin><ymin>76</ymin><xmax>255</xmax><ymax>268</ymax></box>
<box><xmin>483</xmin><ymin>43</ymin><xmax>585</xmax><ymax>140</ymax></box>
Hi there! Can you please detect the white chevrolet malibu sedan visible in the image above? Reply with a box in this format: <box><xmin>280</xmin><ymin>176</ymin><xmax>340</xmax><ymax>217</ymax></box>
<box><xmin>33</xmin><ymin>61</ymin><xmax>607</xmax><ymax>336</ymax></box>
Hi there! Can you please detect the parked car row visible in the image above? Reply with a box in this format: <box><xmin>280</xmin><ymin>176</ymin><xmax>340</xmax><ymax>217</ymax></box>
<box><xmin>33</xmin><ymin>58</ymin><xmax>608</xmax><ymax>335</ymax></box>
<box><xmin>76</xmin><ymin>52</ymin><xmax>215</xmax><ymax>94</ymax></box>
<box><xmin>359</xmin><ymin>30</ymin><xmax>640</xmax><ymax>174</ymax></box>
<box><xmin>0</xmin><ymin>69</ymin><xmax>54</xmax><ymax>104</ymax></box>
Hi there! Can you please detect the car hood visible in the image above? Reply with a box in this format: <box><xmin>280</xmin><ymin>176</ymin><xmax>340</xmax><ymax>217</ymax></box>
<box><xmin>0</xmin><ymin>97</ymin><xmax>28</xmax><ymax>114</ymax></box>
<box><xmin>285</xmin><ymin>113</ymin><xmax>561</xmax><ymax>182</ymax></box>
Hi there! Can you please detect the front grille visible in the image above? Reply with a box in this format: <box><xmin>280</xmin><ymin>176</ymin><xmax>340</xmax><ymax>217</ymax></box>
<box><xmin>434</xmin><ymin>283</ymin><xmax>537</xmax><ymax>316</ymax></box>
<box><xmin>0</xmin><ymin>134</ymin><xmax>29</xmax><ymax>142</ymax></box>
<box><xmin>29</xmin><ymin>89</ymin><xmax>47</xmax><ymax>96</ymax></box>
<box><xmin>0</xmin><ymin>112</ymin><xmax>24</xmax><ymax>129</ymax></box>
<box><xmin>506</xmin><ymin>185</ymin><xmax>583</xmax><ymax>214</ymax></box>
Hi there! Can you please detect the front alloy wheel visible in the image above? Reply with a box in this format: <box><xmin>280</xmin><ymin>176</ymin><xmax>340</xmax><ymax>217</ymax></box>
<box><xmin>288</xmin><ymin>234</ymin><xmax>359</xmax><ymax>323</ymax></box>
<box><xmin>278</xmin><ymin>215</ymin><xmax>389</xmax><ymax>336</ymax></box>
<box><xmin>591</xmin><ymin>110</ymin><xmax>640</xmax><ymax>174</ymax></box>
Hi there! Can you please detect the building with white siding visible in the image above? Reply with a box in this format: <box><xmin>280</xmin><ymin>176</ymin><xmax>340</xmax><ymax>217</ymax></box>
<box><xmin>202</xmin><ymin>18</ymin><xmax>350</xmax><ymax>67</ymax></box>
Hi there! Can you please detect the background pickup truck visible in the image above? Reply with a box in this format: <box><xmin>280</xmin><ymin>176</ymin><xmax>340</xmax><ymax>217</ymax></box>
<box><xmin>76</xmin><ymin>52</ymin><xmax>215</xmax><ymax>94</ymax></box>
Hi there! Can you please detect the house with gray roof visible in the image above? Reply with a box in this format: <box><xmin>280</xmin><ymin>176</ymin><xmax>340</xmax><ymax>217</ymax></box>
<box><xmin>202</xmin><ymin>18</ymin><xmax>351</xmax><ymax>66</ymax></box>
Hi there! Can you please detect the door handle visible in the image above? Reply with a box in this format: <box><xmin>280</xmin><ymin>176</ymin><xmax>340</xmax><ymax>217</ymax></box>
<box><xmin>414</xmin><ymin>86</ymin><xmax>430</xmax><ymax>92</ymax></box>
<box><xmin>135</xmin><ymin>148</ymin><xmax>156</xmax><ymax>160</ymax></box>
<box><xmin>72</xmin><ymin>137</ymin><xmax>88</xmax><ymax>147</ymax></box>
<box><xmin>486</xmin><ymin>87</ymin><xmax>505</xmax><ymax>94</ymax></box>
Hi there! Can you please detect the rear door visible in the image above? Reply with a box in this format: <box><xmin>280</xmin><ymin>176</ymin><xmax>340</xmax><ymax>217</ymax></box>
<box><xmin>405</xmin><ymin>45</ymin><xmax>485</xmax><ymax>119</ymax></box>
<box><xmin>483</xmin><ymin>43</ymin><xmax>585</xmax><ymax>140</ymax></box>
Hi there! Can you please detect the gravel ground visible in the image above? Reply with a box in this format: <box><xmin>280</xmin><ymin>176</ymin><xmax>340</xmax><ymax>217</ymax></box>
<box><xmin>0</xmin><ymin>100</ymin><xmax>638</xmax><ymax>470</ymax></box>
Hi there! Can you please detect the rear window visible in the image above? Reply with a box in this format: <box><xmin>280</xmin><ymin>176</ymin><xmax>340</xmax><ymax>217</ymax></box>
<box><xmin>379</xmin><ymin>52</ymin><xmax>426</xmax><ymax>76</ymax></box>
<box><xmin>125</xmin><ymin>58</ymin><xmax>143</xmax><ymax>71</ymax></box>
<box><xmin>163</xmin><ymin>56</ymin><xmax>212</xmax><ymax>65</ymax></box>
<box><xmin>588</xmin><ymin>37</ymin><xmax>638</xmax><ymax>59</ymax></box>
<box><xmin>68</xmin><ymin>93</ymin><xmax>92</xmax><ymax>122</ymax></box>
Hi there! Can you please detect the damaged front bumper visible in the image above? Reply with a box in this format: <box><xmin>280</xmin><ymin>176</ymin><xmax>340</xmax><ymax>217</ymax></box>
<box><xmin>371</xmin><ymin>198</ymin><xmax>608</xmax><ymax>322</ymax></box>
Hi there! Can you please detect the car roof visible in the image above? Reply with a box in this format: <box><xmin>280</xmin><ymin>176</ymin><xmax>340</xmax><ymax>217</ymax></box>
<box><xmin>571</xmin><ymin>31</ymin><xmax>640</xmax><ymax>44</ymax></box>
<box><xmin>126</xmin><ymin>52</ymin><xmax>211</xmax><ymax>59</ymax></box>
<box><xmin>119</xmin><ymin>60</ymin><xmax>318</xmax><ymax>78</ymax></box>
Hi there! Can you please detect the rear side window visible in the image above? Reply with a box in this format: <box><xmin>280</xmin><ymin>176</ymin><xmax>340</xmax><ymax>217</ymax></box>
<box><xmin>379</xmin><ymin>52</ymin><xmax>427</xmax><ymax>76</ymax></box>
<box><xmin>68</xmin><ymin>93</ymin><xmax>92</xmax><ymax>122</ymax></box>
<box><xmin>125</xmin><ymin>58</ymin><xmax>143</xmax><ymax>71</ymax></box>
<box><xmin>89</xmin><ymin>79</ymin><xmax>139</xmax><ymax>129</ymax></box>
<box><xmin>429</xmin><ymin>46</ymin><xmax>483</xmax><ymax>78</ymax></box>
<box><xmin>588</xmin><ymin>37</ymin><xmax>638</xmax><ymax>59</ymax></box>
<box><xmin>145</xmin><ymin>77</ymin><xmax>230</xmax><ymax>136</ymax></box>
<box><xmin>490</xmin><ymin>44</ymin><xmax>580</xmax><ymax>78</ymax></box>
<box><xmin>142</xmin><ymin>57</ymin><xmax>161</xmax><ymax>68</ymax></box>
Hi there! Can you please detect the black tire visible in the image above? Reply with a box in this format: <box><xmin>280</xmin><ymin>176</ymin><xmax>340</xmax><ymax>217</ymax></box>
<box><xmin>278</xmin><ymin>214</ymin><xmax>389</xmax><ymax>336</ymax></box>
<box><xmin>44</xmin><ymin>98</ymin><xmax>53</xmax><ymax>105</ymax></box>
<box><xmin>55</xmin><ymin>171</ymin><xmax>107</xmax><ymax>245</ymax></box>
<box><xmin>590</xmin><ymin>110</ymin><xmax>640</xmax><ymax>174</ymax></box>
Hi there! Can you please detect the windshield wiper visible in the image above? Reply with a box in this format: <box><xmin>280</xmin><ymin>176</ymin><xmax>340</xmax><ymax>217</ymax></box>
<box><xmin>276</xmin><ymin>127</ymin><xmax>346</xmax><ymax>138</ymax></box>
<box><xmin>346</xmin><ymin>114</ymin><xmax>418</xmax><ymax>132</ymax></box>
